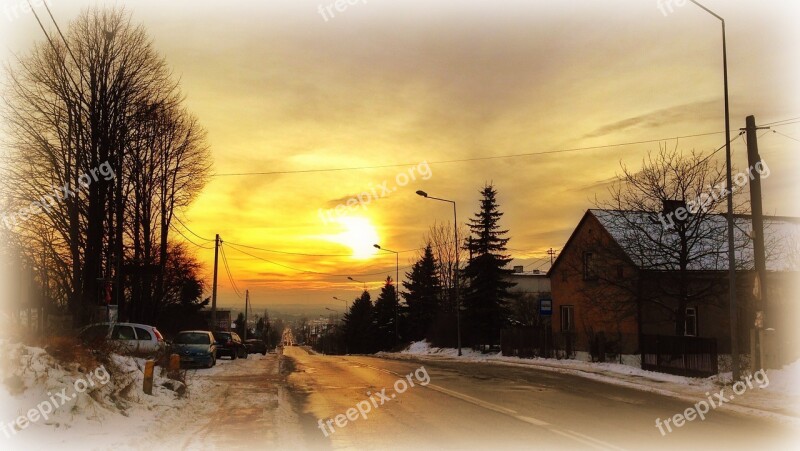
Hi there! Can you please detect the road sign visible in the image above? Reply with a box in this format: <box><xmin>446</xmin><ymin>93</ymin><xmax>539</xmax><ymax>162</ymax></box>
<box><xmin>539</xmin><ymin>297</ymin><xmax>553</xmax><ymax>316</ymax></box>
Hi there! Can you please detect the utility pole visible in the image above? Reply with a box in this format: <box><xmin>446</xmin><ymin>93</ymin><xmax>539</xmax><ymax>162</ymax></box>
<box><xmin>742</xmin><ymin>115</ymin><xmax>770</xmax><ymax>369</ymax></box>
<box><xmin>211</xmin><ymin>234</ymin><xmax>220</xmax><ymax>331</ymax></box>
<box><xmin>547</xmin><ymin>248</ymin><xmax>556</xmax><ymax>267</ymax></box>
<box><xmin>244</xmin><ymin>289</ymin><xmax>249</xmax><ymax>340</ymax></box>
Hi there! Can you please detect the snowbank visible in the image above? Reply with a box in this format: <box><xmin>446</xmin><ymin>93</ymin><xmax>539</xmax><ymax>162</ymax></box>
<box><xmin>382</xmin><ymin>341</ymin><xmax>800</xmax><ymax>422</ymax></box>
<box><xmin>0</xmin><ymin>340</ymin><xmax>187</xmax><ymax>450</ymax></box>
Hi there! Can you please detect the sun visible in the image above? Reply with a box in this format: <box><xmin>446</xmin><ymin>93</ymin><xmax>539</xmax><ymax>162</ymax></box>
<box><xmin>332</xmin><ymin>216</ymin><xmax>380</xmax><ymax>259</ymax></box>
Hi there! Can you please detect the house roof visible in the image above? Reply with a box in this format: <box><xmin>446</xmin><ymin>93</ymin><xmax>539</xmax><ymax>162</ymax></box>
<box><xmin>589</xmin><ymin>209</ymin><xmax>800</xmax><ymax>272</ymax></box>
<box><xmin>549</xmin><ymin>209</ymin><xmax>800</xmax><ymax>275</ymax></box>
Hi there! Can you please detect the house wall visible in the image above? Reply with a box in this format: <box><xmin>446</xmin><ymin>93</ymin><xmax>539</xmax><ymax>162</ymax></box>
<box><xmin>550</xmin><ymin>213</ymin><xmax>640</xmax><ymax>355</ymax></box>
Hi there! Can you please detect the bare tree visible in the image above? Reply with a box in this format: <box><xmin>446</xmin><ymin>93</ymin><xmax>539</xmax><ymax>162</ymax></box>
<box><xmin>590</xmin><ymin>145</ymin><xmax>748</xmax><ymax>335</ymax></box>
<box><xmin>422</xmin><ymin>220</ymin><xmax>468</xmax><ymax>312</ymax></box>
<box><xmin>2</xmin><ymin>7</ymin><xmax>210</xmax><ymax>326</ymax></box>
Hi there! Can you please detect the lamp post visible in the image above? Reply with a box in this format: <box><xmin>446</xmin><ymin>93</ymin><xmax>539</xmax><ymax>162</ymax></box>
<box><xmin>688</xmin><ymin>0</ymin><xmax>739</xmax><ymax>381</ymax></box>
<box><xmin>373</xmin><ymin>244</ymin><xmax>400</xmax><ymax>346</ymax></box>
<box><xmin>333</xmin><ymin>296</ymin><xmax>348</xmax><ymax>313</ymax></box>
<box><xmin>347</xmin><ymin>276</ymin><xmax>367</xmax><ymax>291</ymax></box>
<box><xmin>416</xmin><ymin>190</ymin><xmax>462</xmax><ymax>356</ymax></box>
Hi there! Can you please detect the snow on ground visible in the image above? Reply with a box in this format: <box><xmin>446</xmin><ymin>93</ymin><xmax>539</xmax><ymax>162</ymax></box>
<box><xmin>380</xmin><ymin>341</ymin><xmax>800</xmax><ymax>423</ymax></box>
<box><xmin>0</xmin><ymin>339</ymin><xmax>191</xmax><ymax>450</ymax></box>
<box><xmin>0</xmin><ymin>340</ymin><xmax>276</xmax><ymax>450</ymax></box>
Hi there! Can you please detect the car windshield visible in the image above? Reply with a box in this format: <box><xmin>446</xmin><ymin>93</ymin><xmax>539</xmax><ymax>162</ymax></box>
<box><xmin>174</xmin><ymin>333</ymin><xmax>210</xmax><ymax>345</ymax></box>
<box><xmin>214</xmin><ymin>333</ymin><xmax>230</xmax><ymax>341</ymax></box>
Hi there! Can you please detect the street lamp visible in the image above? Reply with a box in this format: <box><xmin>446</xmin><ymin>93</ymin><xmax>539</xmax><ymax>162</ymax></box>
<box><xmin>373</xmin><ymin>244</ymin><xmax>400</xmax><ymax>345</ymax></box>
<box><xmin>688</xmin><ymin>0</ymin><xmax>739</xmax><ymax>381</ymax></box>
<box><xmin>333</xmin><ymin>296</ymin><xmax>348</xmax><ymax>312</ymax></box>
<box><xmin>347</xmin><ymin>276</ymin><xmax>368</xmax><ymax>291</ymax></box>
<box><xmin>416</xmin><ymin>190</ymin><xmax>462</xmax><ymax>356</ymax></box>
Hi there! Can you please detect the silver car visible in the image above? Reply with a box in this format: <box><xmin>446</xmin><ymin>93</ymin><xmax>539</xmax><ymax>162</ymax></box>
<box><xmin>78</xmin><ymin>322</ymin><xmax>166</xmax><ymax>354</ymax></box>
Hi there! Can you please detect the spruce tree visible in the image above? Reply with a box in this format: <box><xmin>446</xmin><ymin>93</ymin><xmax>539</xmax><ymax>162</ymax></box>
<box><xmin>342</xmin><ymin>290</ymin><xmax>376</xmax><ymax>354</ymax></box>
<box><xmin>373</xmin><ymin>276</ymin><xmax>398</xmax><ymax>351</ymax></box>
<box><xmin>402</xmin><ymin>245</ymin><xmax>441</xmax><ymax>342</ymax></box>
<box><xmin>463</xmin><ymin>183</ymin><xmax>515</xmax><ymax>347</ymax></box>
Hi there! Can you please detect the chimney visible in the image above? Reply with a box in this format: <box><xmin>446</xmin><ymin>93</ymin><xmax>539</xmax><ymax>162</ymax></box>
<box><xmin>662</xmin><ymin>199</ymin><xmax>686</xmax><ymax>216</ymax></box>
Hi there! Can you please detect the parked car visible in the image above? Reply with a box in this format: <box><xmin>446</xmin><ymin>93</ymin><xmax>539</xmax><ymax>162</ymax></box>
<box><xmin>212</xmin><ymin>331</ymin><xmax>247</xmax><ymax>359</ymax></box>
<box><xmin>78</xmin><ymin>322</ymin><xmax>166</xmax><ymax>354</ymax></box>
<box><xmin>244</xmin><ymin>339</ymin><xmax>267</xmax><ymax>355</ymax></box>
<box><xmin>172</xmin><ymin>331</ymin><xmax>216</xmax><ymax>368</ymax></box>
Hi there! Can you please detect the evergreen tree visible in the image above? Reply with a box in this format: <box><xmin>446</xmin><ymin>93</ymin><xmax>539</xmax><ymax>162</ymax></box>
<box><xmin>402</xmin><ymin>245</ymin><xmax>441</xmax><ymax>342</ymax></box>
<box><xmin>373</xmin><ymin>276</ymin><xmax>399</xmax><ymax>350</ymax></box>
<box><xmin>342</xmin><ymin>290</ymin><xmax>376</xmax><ymax>354</ymax></box>
<box><xmin>463</xmin><ymin>183</ymin><xmax>515</xmax><ymax>346</ymax></box>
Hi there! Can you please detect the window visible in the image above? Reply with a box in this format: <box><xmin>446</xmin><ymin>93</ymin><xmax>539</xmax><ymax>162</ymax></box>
<box><xmin>685</xmin><ymin>308</ymin><xmax>697</xmax><ymax>336</ymax></box>
<box><xmin>583</xmin><ymin>252</ymin><xmax>596</xmax><ymax>280</ymax></box>
<box><xmin>561</xmin><ymin>305</ymin><xmax>574</xmax><ymax>332</ymax></box>
<box><xmin>134</xmin><ymin>327</ymin><xmax>152</xmax><ymax>341</ymax></box>
<box><xmin>80</xmin><ymin>325</ymin><xmax>109</xmax><ymax>341</ymax></box>
<box><xmin>111</xmin><ymin>325</ymin><xmax>135</xmax><ymax>340</ymax></box>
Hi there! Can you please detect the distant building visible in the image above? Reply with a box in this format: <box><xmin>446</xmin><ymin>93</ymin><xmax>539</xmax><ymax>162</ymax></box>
<box><xmin>200</xmin><ymin>309</ymin><xmax>232</xmax><ymax>331</ymax></box>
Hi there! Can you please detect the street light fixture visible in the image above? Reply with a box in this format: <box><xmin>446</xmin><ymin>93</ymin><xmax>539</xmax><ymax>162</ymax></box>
<box><xmin>688</xmin><ymin>0</ymin><xmax>739</xmax><ymax>381</ymax></box>
<box><xmin>416</xmin><ymin>190</ymin><xmax>462</xmax><ymax>356</ymax></box>
<box><xmin>373</xmin><ymin>243</ymin><xmax>400</xmax><ymax>345</ymax></box>
<box><xmin>347</xmin><ymin>276</ymin><xmax>368</xmax><ymax>291</ymax></box>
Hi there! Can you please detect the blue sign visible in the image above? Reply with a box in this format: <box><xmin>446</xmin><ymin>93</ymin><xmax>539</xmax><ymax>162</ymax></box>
<box><xmin>539</xmin><ymin>297</ymin><xmax>553</xmax><ymax>316</ymax></box>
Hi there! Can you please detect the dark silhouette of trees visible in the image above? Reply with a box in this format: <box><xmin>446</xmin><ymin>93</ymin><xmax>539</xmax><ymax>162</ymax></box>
<box><xmin>463</xmin><ymin>183</ymin><xmax>515</xmax><ymax>347</ymax></box>
<box><xmin>402</xmin><ymin>245</ymin><xmax>441</xmax><ymax>342</ymax></box>
<box><xmin>373</xmin><ymin>276</ymin><xmax>398</xmax><ymax>350</ymax></box>
<box><xmin>342</xmin><ymin>290</ymin><xmax>375</xmax><ymax>354</ymax></box>
<box><xmin>1</xmin><ymin>7</ymin><xmax>211</xmax><ymax>327</ymax></box>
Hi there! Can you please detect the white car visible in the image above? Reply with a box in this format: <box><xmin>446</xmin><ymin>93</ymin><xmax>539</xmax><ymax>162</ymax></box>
<box><xmin>78</xmin><ymin>322</ymin><xmax>166</xmax><ymax>354</ymax></box>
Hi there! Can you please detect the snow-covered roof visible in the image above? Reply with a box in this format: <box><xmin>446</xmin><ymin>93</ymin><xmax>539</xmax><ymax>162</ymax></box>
<box><xmin>590</xmin><ymin>209</ymin><xmax>800</xmax><ymax>272</ymax></box>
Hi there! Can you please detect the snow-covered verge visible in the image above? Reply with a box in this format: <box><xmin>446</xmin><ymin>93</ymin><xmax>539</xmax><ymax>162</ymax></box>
<box><xmin>379</xmin><ymin>341</ymin><xmax>800</xmax><ymax>423</ymax></box>
<box><xmin>0</xmin><ymin>339</ymin><xmax>193</xmax><ymax>450</ymax></box>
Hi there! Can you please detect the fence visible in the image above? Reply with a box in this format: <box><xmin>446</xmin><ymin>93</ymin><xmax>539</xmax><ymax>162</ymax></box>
<box><xmin>641</xmin><ymin>334</ymin><xmax>718</xmax><ymax>377</ymax></box>
<box><xmin>501</xmin><ymin>326</ymin><xmax>553</xmax><ymax>358</ymax></box>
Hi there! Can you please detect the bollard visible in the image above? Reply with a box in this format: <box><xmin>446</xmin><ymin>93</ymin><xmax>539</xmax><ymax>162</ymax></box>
<box><xmin>170</xmin><ymin>353</ymin><xmax>180</xmax><ymax>372</ymax></box>
<box><xmin>143</xmin><ymin>360</ymin><xmax>155</xmax><ymax>395</ymax></box>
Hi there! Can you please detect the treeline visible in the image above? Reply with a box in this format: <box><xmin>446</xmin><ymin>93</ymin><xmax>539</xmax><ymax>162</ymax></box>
<box><xmin>1</xmin><ymin>7</ymin><xmax>211</xmax><ymax>331</ymax></box>
<box><xmin>314</xmin><ymin>184</ymin><xmax>519</xmax><ymax>354</ymax></box>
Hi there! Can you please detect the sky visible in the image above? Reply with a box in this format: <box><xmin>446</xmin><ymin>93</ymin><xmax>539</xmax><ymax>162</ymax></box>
<box><xmin>2</xmin><ymin>0</ymin><xmax>799</xmax><ymax>313</ymax></box>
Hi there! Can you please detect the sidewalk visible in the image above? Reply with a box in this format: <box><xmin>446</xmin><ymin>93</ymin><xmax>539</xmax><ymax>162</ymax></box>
<box><xmin>377</xmin><ymin>341</ymin><xmax>800</xmax><ymax>425</ymax></box>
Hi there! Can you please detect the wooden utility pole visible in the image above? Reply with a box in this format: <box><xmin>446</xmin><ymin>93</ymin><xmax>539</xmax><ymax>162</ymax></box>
<box><xmin>211</xmin><ymin>234</ymin><xmax>220</xmax><ymax>331</ymax></box>
<box><xmin>244</xmin><ymin>289</ymin><xmax>249</xmax><ymax>340</ymax></box>
<box><xmin>743</xmin><ymin>115</ymin><xmax>770</xmax><ymax>368</ymax></box>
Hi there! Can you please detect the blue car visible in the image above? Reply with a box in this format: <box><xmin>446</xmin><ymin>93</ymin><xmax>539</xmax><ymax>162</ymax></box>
<box><xmin>172</xmin><ymin>331</ymin><xmax>217</xmax><ymax>368</ymax></box>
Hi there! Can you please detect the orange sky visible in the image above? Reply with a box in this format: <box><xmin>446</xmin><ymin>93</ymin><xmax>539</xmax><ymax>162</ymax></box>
<box><xmin>2</xmin><ymin>0</ymin><xmax>799</xmax><ymax>312</ymax></box>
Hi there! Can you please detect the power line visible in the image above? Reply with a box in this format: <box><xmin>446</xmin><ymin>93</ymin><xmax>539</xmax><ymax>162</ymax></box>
<box><xmin>212</xmin><ymin>131</ymin><xmax>725</xmax><ymax>177</ymax></box>
<box><xmin>224</xmin><ymin>241</ymin><xmax>413</xmax><ymax>277</ymax></box>
<box><xmin>173</xmin><ymin>215</ymin><xmax>214</xmax><ymax>242</ymax></box>
<box><xmin>761</xmin><ymin>116</ymin><xmax>800</xmax><ymax>127</ymax></box>
<box><xmin>773</xmin><ymin>130</ymin><xmax>800</xmax><ymax>144</ymax></box>
<box><xmin>169</xmin><ymin>223</ymin><xmax>214</xmax><ymax>250</ymax></box>
<box><xmin>219</xmin><ymin>243</ymin><xmax>243</xmax><ymax>298</ymax></box>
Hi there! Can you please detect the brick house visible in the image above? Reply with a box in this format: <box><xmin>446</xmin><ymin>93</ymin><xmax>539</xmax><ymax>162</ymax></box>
<box><xmin>548</xmin><ymin>209</ymin><xmax>800</xmax><ymax>367</ymax></box>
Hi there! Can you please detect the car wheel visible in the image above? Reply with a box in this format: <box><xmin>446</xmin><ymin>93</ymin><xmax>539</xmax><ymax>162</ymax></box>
<box><xmin>261</xmin><ymin>349</ymin><xmax>267</xmax><ymax>355</ymax></box>
<box><xmin>230</xmin><ymin>350</ymin><xmax>237</xmax><ymax>360</ymax></box>
<box><xmin>241</xmin><ymin>348</ymin><xmax>248</xmax><ymax>359</ymax></box>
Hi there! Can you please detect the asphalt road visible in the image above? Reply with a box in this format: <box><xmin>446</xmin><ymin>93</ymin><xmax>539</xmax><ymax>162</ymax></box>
<box><xmin>283</xmin><ymin>346</ymin><xmax>796</xmax><ymax>451</ymax></box>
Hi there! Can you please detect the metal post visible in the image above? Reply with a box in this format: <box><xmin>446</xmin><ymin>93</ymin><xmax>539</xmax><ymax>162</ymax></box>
<box><xmin>689</xmin><ymin>0</ymin><xmax>739</xmax><ymax>381</ymax></box>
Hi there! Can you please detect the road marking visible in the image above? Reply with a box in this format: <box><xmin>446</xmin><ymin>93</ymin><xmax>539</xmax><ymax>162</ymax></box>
<box><xmin>356</xmin><ymin>359</ymin><xmax>626</xmax><ymax>451</ymax></box>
